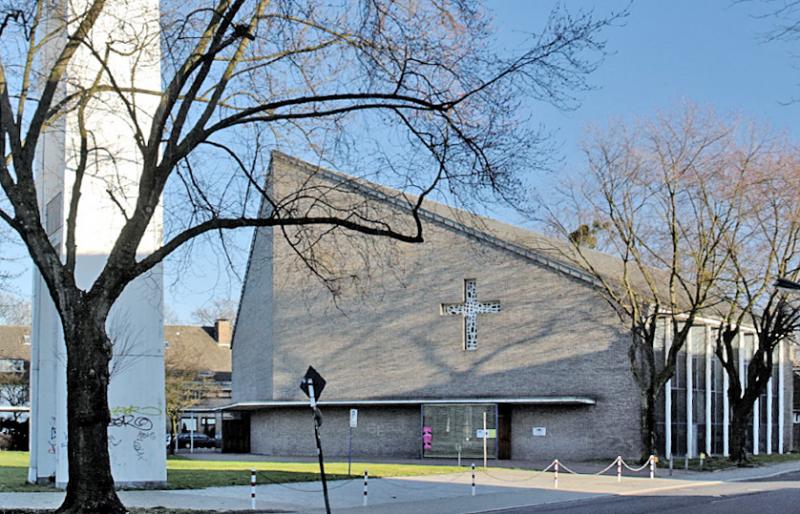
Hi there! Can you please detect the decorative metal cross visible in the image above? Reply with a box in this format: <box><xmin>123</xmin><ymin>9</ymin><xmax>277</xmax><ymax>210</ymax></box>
<box><xmin>439</xmin><ymin>279</ymin><xmax>501</xmax><ymax>351</ymax></box>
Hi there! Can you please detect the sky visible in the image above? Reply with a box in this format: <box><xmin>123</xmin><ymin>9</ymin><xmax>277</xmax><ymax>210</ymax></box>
<box><xmin>4</xmin><ymin>0</ymin><xmax>800</xmax><ymax>322</ymax></box>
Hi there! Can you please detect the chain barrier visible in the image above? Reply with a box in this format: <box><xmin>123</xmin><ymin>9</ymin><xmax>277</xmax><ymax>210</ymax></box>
<box><xmin>592</xmin><ymin>457</ymin><xmax>620</xmax><ymax>476</ymax></box>
<box><xmin>620</xmin><ymin>456</ymin><xmax>653</xmax><ymax>473</ymax></box>
<box><xmin>464</xmin><ymin>455</ymin><xmax>657</xmax><ymax>486</ymax></box>
<box><xmin>541</xmin><ymin>459</ymin><xmax>557</xmax><ymax>473</ymax></box>
<box><xmin>247</xmin><ymin>455</ymin><xmax>658</xmax><ymax>503</ymax></box>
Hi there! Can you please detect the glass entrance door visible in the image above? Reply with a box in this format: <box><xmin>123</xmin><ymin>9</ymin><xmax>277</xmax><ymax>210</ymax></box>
<box><xmin>422</xmin><ymin>404</ymin><xmax>497</xmax><ymax>459</ymax></box>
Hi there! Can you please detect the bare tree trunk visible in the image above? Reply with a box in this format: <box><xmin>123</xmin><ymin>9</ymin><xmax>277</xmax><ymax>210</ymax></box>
<box><xmin>640</xmin><ymin>386</ymin><xmax>658</xmax><ymax>461</ymax></box>
<box><xmin>58</xmin><ymin>310</ymin><xmax>124</xmax><ymax>514</ymax></box>
<box><xmin>170</xmin><ymin>417</ymin><xmax>178</xmax><ymax>456</ymax></box>
<box><xmin>729</xmin><ymin>403</ymin><xmax>753</xmax><ymax>465</ymax></box>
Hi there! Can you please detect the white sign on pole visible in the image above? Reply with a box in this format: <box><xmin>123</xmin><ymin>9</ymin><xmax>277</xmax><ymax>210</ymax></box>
<box><xmin>350</xmin><ymin>409</ymin><xmax>358</xmax><ymax>428</ymax></box>
<box><xmin>532</xmin><ymin>427</ymin><xmax>546</xmax><ymax>437</ymax></box>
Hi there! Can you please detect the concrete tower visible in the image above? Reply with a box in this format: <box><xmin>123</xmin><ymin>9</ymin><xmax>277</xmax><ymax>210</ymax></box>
<box><xmin>28</xmin><ymin>0</ymin><xmax>166</xmax><ymax>487</ymax></box>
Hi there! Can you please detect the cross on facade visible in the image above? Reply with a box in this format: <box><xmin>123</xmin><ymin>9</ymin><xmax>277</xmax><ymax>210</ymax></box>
<box><xmin>440</xmin><ymin>278</ymin><xmax>501</xmax><ymax>351</ymax></box>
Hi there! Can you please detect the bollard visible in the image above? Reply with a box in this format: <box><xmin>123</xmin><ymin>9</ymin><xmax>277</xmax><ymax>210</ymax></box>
<box><xmin>363</xmin><ymin>469</ymin><xmax>368</xmax><ymax>507</ymax></box>
<box><xmin>250</xmin><ymin>469</ymin><xmax>256</xmax><ymax>510</ymax></box>
<box><xmin>669</xmin><ymin>455</ymin><xmax>673</xmax><ymax>477</ymax></box>
<box><xmin>471</xmin><ymin>463</ymin><xmax>476</xmax><ymax>496</ymax></box>
<box><xmin>649</xmin><ymin>455</ymin><xmax>655</xmax><ymax>480</ymax></box>
<box><xmin>616</xmin><ymin>456</ymin><xmax>622</xmax><ymax>482</ymax></box>
<box><xmin>684</xmin><ymin>454</ymin><xmax>689</xmax><ymax>471</ymax></box>
<box><xmin>554</xmin><ymin>460</ymin><xmax>559</xmax><ymax>489</ymax></box>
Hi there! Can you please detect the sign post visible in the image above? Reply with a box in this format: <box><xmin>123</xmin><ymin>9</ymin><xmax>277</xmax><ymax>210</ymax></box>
<box><xmin>482</xmin><ymin>411</ymin><xmax>488</xmax><ymax>469</ymax></box>
<box><xmin>300</xmin><ymin>366</ymin><xmax>330</xmax><ymax>514</ymax></box>
<box><xmin>348</xmin><ymin>409</ymin><xmax>358</xmax><ymax>476</ymax></box>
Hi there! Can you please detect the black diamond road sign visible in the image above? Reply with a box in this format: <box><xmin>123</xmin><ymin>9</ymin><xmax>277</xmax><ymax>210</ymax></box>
<box><xmin>300</xmin><ymin>366</ymin><xmax>326</xmax><ymax>400</ymax></box>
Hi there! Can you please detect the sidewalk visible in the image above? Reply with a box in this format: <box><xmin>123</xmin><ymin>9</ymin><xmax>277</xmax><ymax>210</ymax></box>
<box><xmin>1</xmin><ymin>459</ymin><xmax>798</xmax><ymax>512</ymax></box>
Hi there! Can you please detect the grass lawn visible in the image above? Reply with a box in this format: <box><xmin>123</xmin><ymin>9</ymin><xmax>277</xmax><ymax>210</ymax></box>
<box><xmin>0</xmin><ymin>451</ymin><xmax>469</xmax><ymax>492</ymax></box>
<box><xmin>666</xmin><ymin>452</ymin><xmax>800</xmax><ymax>472</ymax></box>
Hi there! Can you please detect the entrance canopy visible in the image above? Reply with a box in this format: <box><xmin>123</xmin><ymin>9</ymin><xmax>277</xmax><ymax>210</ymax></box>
<box><xmin>220</xmin><ymin>396</ymin><xmax>596</xmax><ymax>411</ymax></box>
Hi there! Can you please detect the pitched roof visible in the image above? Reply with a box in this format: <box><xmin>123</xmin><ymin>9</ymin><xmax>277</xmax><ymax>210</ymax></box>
<box><xmin>0</xmin><ymin>326</ymin><xmax>30</xmax><ymax>361</ymax></box>
<box><xmin>267</xmin><ymin>152</ymin><xmax>663</xmax><ymax>297</ymax></box>
<box><xmin>163</xmin><ymin>325</ymin><xmax>231</xmax><ymax>373</ymax></box>
<box><xmin>0</xmin><ymin>325</ymin><xmax>230</xmax><ymax>374</ymax></box>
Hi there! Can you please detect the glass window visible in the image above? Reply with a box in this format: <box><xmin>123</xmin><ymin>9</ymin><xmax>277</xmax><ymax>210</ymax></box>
<box><xmin>671</xmin><ymin>338</ymin><xmax>687</xmax><ymax>456</ymax></box>
<box><xmin>691</xmin><ymin>326</ymin><xmax>707</xmax><ymax>456</ymax></box>
<box><xmin>422</xmin><ymin>404</ymin><xmax>497</xmax><ymax>459</ymax></box>
<box><xmin>0</xmin><ymin>359</ymin><xmax>25</xmax><ymax>372</ymax></box>
<box><xmin>710</xmin><ymin>328</ymin><xmax>725</xmax><ymax>455</ymax></box>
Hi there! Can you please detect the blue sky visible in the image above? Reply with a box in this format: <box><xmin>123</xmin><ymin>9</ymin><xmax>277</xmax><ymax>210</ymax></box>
<box><xmin>5</xmin><ymin>0</ymin><xmax>800</xmax><ymax>322</ymax></box>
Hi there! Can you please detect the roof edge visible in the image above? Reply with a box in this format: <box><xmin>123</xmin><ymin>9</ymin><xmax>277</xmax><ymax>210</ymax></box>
<box><xmin>220</xmin><ymin>396</ymin><xmax>596</xmax><ymax>411</ymax></box>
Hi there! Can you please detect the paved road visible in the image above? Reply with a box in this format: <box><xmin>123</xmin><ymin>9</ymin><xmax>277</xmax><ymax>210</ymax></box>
<box><xmin>481</xmin><ymin>471</ymin><xmax>800</xmax><ymax>514</ymax></box>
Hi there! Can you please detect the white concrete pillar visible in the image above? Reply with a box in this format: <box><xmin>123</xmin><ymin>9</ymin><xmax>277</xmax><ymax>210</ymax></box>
<box><xmin>705</xmin><ymin>326</ymin><xmax>712</xmax><ymax>456</ymax></box>
<box><xmin>766</xmin><ymin>371</ymin><xmax>773</xmax><ymax>455</ymax></box>
<box><xmin>753</xmin><ymin>335</ymin><xmax>760</xmax><ymax>456</ymax></box>
<box><xmin>30</xmin><ymin>0</ymin><xmax>165</xmax><ymax>487</ymax></box>
<box><xmin>778</xmin><ymin>340</ymin><xmax>785</xmax><ymax>454</ymax></box>
<box><xmin>665</xmin><ymin>322</ymin><xmax>672</xmax><ymax>459</ymax></box>
<box><xmin>686</xmin><ymin>327</ymin><xmax>694</xmax><ymax>458</ymax></box>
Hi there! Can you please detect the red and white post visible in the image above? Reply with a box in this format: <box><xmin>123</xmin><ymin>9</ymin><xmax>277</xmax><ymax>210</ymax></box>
<box><xmin>250</xmin><ymin>469</ymin><xmax>256</xmax><ymax>510</ymax></box>
<box><xmin>363</xmin><ymin>469</ymin><xmax>369</xmax><ymax>507</ymax></box>
<box><xmin>471</xmin><ymin>463</ymin><xmax>476</xmax><ymax>496</ymax></box>
<box><xmin>649</xmin><ymin>455</ymin><xmax>655</xmax><ymax>480</ymax></box>
<box><xmin>616</xmin><ymin>456</ymin><xmax>622</xmax><ymax>482</ymax></box>
<box><xmin>554</xmin><ymin>460</ymin><xmax>559</xmax><ymax>489</ymax></box>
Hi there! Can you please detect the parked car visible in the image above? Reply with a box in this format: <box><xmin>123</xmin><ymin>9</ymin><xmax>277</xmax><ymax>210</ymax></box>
<box><xmin>175</xmin><ymin>432</ymin><xmax>216</xmax><ymax>449</ymax></box>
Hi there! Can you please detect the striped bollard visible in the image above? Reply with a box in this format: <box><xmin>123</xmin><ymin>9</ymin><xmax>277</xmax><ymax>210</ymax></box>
<box><xmin>616</xmin><ymin>456</ymin><xmax>622</xmax><ymax>482</ymax></box>
<box><xmin>471</xmin><ymin>463</ymin><xmax>476</xmax><ymax>496</ymax></box>
<box><xmin>363</xmin><ymin>470</ymin><xmax>369</xmax><ymax>507</ymax></box>
<box><xmin>553</xmin><ymin>460</ymin><xmax>559</xmax><ymax>489</ymax></box>
<box><xmin>250</xmin><ymin>469</ymin><xmax>256</xmax><ymax>510</ymax></box>
<box><xmin>649</xmin><ymin>455</ymin><xmax>655</xmax><ymax>480</ymax></box>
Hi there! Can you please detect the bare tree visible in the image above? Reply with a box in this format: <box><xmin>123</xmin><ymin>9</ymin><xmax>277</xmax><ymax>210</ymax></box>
<box><xmin>708</xmin><ymin>146</ymin><xmax>800</xmax><ymax>464</ymax></box>
<box><xmin>0</xmin><ymin>362</ymin><xmax>29</xmax><ymax>450</ymax></box>
<box><xmin>0</xmin><ymin>292</ymin><xmax>30</xmax><ymax>325</ymax></box>
<box><xmin>164</xmin><ymin>343</ymin><xmax>212</xmax><ymax>455</ymax></box>
<box><xmin>0</xmin><ymin>1</ymin><xmax>623</xmax><ymax>511</ymax></box>
<box><xmin>163</xmin><ymin>304</ymin><xmax>183</xmax><ymax>325</ymax></box>
<box><xmin>0</xmin><ymin>366</ymin><xmax>28</xmax><ymax>416</ymax></box>
<box><xmin>191</xmin><ymin>297</ymin><xmax>237</xmax><ymax>326</ymax></box>
<box><xmin>548</xmin><ymin>107</ymin><xmax>749</xmax><ymax>460</ymax></box>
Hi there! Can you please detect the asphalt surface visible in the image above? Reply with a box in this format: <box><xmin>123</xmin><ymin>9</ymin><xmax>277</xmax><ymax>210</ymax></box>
<box><xmin>480</xmin><ymin>470</ymin><xmax>800</xmax><ymax>514</ymax></box>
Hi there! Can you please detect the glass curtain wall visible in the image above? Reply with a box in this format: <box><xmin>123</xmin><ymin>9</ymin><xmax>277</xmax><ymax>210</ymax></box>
<box><xmin>710</xmin><ymin>328</ymin><xmax>725</xmax><ymax>455</ymax></box>
<box><xmin>772</xmin><ymin>347</ymin><xmax>781</xmax><ymax>453</ymax></box>
<box><xmin>655</xmin><ymin>320</ymin><xmax>667</xmax><ymax>454</ymax></box>
<box><xmin>422</xmin><ymin>404</ymin><xmax>497</xmax><ymax>458</ymax></box>
<box><xmin>690</xmin><ymin>326</ymin><xmax>707</xmax><ymax>457</ymax></box>
<box><xmin>742</xmin><ymin>333</ymin><xmax>755</xmax><ymax>454</ymax></box>
<box><xmin>670</xmin><ymin>326</ymin><xmax>687</xmax><ymax>457</ymax></box>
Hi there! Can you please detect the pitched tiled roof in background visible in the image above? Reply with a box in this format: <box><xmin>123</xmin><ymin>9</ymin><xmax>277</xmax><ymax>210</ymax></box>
<box><xmin>0</xmin><ymin>326</ymin><xmax>30</xmax><ymax>361</ymax></box>
<box><xmin>163</xmin><ymin>325</ymin><xmax>231</xmax><ymax>373</ymax></box>
<box><xmin>0</xmin><ymin>325</ymin><xmax>230</xmax><ymax>374</ymax></box>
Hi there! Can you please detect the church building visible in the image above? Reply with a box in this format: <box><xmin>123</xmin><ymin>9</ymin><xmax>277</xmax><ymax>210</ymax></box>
<box><xmin>227</xmin><ymin>153</ymin><xmax>793</xmax><ymax>461</ymax></box>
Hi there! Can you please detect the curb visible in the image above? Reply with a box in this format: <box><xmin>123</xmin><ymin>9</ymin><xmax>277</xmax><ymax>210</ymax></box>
<box><xmin>727</xmin><ymin>465</ymin><xmax>800</xmax><ymax>482</ymax></box>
